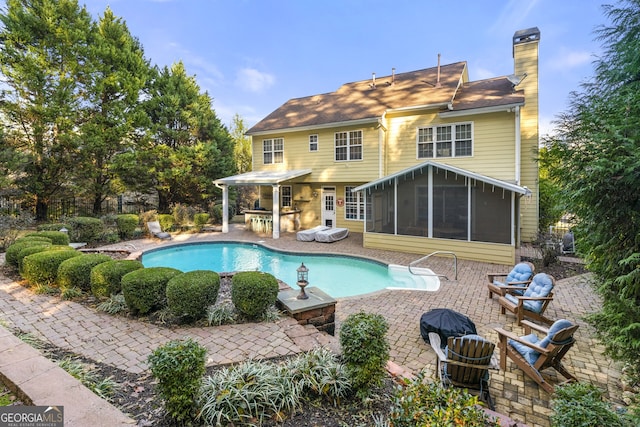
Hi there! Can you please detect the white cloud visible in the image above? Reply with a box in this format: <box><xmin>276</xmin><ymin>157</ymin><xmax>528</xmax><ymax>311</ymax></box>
<box><xmin>235</xmin><ymin>68</ymin><xmax>275</xmax><ymax>93</ymax></box>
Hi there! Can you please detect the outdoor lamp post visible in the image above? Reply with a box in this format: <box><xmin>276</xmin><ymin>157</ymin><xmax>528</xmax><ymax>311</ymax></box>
<box><xmin>296</xmin><ymin>262</ymin><xmax>309</xmax><ymax>300</ymax></box>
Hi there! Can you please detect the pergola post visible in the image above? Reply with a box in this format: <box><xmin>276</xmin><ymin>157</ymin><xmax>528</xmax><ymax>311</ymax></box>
<box><xmin>272</xmin><ymin>184</ymin><xmax>280</xmax><ymax>239</ymax></box>
<box><xmin>221</xmin><ymin>184</ymin><xmax>229</xmax><ymax>233</ymax></box>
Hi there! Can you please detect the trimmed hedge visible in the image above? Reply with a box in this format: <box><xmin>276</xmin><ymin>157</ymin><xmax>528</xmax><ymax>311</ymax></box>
<box><xmin>121</xmin><ymin>267</ymin><xmax>182</xmax><ymax>315</ymax></box>
<box><xmin>37</xmin><ymin>223</ymin><xmax>70</xmax><ymax>232</ymax></box>
<box><xmin>22</xmin><ymin>250</ymin><xmax>82</xmax><ymax>287</ymax></box>
<box><xmin>57</xmin><ymin>254</ymin><xmax>112</xmax><ymax>291</ymax></box>
<box><xmin>25</xmin><ymin>231</ymin><xmax>70</xmax><ymax>245</ymax></box>
<box><xmin>166</xmin><ymin>270</ymin><xmax>220</xmax><ymax>320</ymax></box>
<box><xmin>116</xmin><ymin>214</ymin><xmax>139</xmax><ymax>239</ymax></box>
<box><xmin>15</xmin><ymin>236</ymin><xmax>53</xmax><ymax>244</ymax></box>
<box><xmin>67</xmin><ymin>217</ymin><xmax>104</xmax><ymax>243</ymax></box>
<box><xmin>6</xmin><ymin>240</ymin><xmax>50</xmax><ymax>268</ymax></box>
<box><xmin>90</xmin><ymin>260</ymin><xmax>144</xmax><ymax>298</ymax></box>
<box><xmin>17</xmin><ymin>245</ymin><xmax>54</xmax><ymax>273</ymax></box>
<box><xmin>231</xmin><ymin>271</ymin><xmax>279</xmax><ymax>318</ymax></box>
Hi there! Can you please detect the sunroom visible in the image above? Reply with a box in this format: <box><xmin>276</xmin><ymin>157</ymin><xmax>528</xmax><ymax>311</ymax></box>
<box><xmin>352</xmin><ymin>161</ymin><xmax>531</xmax><ymax>265</ymax></box>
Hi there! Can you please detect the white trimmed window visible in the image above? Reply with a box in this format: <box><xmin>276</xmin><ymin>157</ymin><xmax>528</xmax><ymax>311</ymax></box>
<box><xmin>345</xmin><ymin>186</ymin><xmax>364</xmax><ymax>220</ymax></box>
<box><xmin>263</xmin><ymin>138</ymin><xmax>284</xmax><ymax>164</ymax></box>
<box><xmin>334</xmin><ymin>130</ymin><xmax>362</xmax><ymax>161</ymax></box>
<box><xmin>417</xmin><ymin>122</ymin><xmax>473</xmax><ymax>159</ymax></box>
<box><xmin>281</xmin><ymin>185</ymin><xmax>292</xmax><ymax>208</ymax></box>
<box><xmin>309</xmin><ymin>134</ymin><xmax>318</xmax><ymax>152</ymax></box>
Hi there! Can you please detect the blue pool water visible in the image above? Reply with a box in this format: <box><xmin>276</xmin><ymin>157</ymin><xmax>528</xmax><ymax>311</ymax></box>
<box><xmin>141</xmin><ymin>242</ymin><xmax>440</xmax><ymax>298</ymax></box>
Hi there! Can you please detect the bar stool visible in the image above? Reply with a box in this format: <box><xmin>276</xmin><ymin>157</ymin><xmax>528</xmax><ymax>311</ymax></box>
<box><xmin>251</xmin><ymin>216</ymin><xmax>262</xmax><ymax>232</ymax></box>
<box><xmin>264</xmin><ymin>217</ymin><xmax>273</xmax><ymax>233</ymax></box>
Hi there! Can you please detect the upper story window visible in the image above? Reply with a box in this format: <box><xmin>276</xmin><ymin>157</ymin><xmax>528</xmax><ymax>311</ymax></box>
<box><xmin>335</xmin><ymin>130</ymin><xmax>362</xmax><ymax>161</ymax></box>
<box><xmin>417</xmin><ymin>122</ymin><xmax>473</xmax><ymax>159</ymax></box>
<box><xmin>309</xmin><ymin>134</ymin><xmax>318</xmax><ymax>152</ymax></box>
<box><xmin>263</xmin><ymin>138</ymin><xmax>284</xmax><ymax>164</ymax></box>
<box><xmin>281</xmin><ymin>185</ymin><xmax>292</xmax><ymax>208</ymax></box>
<box><xmin>345</xmin><ymin>186</ymin><xmax>364</xmax><ymax>220</ymax></box>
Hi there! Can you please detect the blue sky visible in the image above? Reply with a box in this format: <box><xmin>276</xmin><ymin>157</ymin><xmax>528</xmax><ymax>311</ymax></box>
<box><xmin>81</xmin><ymin>0</ymin><xmax>606</xmax><ymax>136</ymax></box>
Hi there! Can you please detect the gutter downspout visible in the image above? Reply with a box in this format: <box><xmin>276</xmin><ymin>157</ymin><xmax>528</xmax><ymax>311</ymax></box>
<box><xmin>515</xmin><ymin>105</ymin><xmax>521</xmax><ymax>185</ymax></box>
<box><xmin>214</xmin><ymin>182</ymin><xmax>229</xmax><ymax>233</ymax></box>
<box><xmin>378</xmin><ymin>111</ymin><xmax>387</xmax><ymax>178</ymax></box>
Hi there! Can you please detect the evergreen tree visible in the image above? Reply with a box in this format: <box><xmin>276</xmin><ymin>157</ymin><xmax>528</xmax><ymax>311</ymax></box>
<box><xmin>140</xmin><ymin>62</ymin><xmax>236</xmax><ymax>212</ymax></box>
<box><xmin>75</xmin><ymin>7</ymin><xmax>151</xmax><ymax>214</ymax></box>
<box><xmin>545</xmin><ymin>0</ymin><xmax>640</xmax><ymax>367</ymax></box>
<box><xmin>0</xmin><ymin>0</ymin><xmax>93</xmax><ymax>220</ymax></box>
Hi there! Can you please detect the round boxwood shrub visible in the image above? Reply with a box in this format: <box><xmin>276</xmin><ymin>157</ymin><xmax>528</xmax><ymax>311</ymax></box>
<box><xmin>16</xmin><ymin>236</ymin><xmax>53</xmax><ymax>244</ymax></box>
<box><xmin>121</xmin><ymin>267</ymin><xmax>182</xmax><ymax>315</ymax></box>
<box><xmin>116</xmin><ymin>214</ymin><xmax>139</xmax><ymax>239</ymax></box>
<box><xmin>231</xmin><ymin>271</ymin><xmax>279</xmax><ymax>318</ymax></box>
<box><xmin>6</xmin><ymin>240</ymin><xmax>50</xmax><ymax>268</ymax></box>
<box><xmin>339</xmin><ymin>311</ymin><xmax>390</xmax><ymax>398</ymax></box>
<box><xmin>57</xmin><ymin>253</ymin><xmax>112</xmax><ymax>291</ymax></box>
<box><xmin>67</xmin><ymin>217</ymin><xmax>104</xmax><ymax>243</ymax></box>
<box><xmin>166</xmin><ymin>270</ymin><xmax>220</xmax><ymax>320</ymax></box>
<box><xmin>25</xmin><ymin>231</ymin><xmax>70</xmax><ymax>245</ymax></box>
<box><xmin>22</xmin><ymin>250</ymin><xmax>83</xmax><ymax>287</ymax></box>
<box><xmin>36</xmin><ymin>223</ymin><xmax>70</xmax><ymax>232</ymax></box>
<box><xmin>90</xmin><ymin>260</ymin><xmax>144</xmax><ymax>298</ymax></box>
<box><xmin>17</xmin><ymin>245</ymin><xmax>54</xmax><ymax>273</ymax></box>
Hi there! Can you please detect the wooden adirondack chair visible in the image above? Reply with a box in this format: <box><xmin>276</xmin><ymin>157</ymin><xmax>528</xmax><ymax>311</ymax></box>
<box><xmin>495</xmin><ymin>319</ymin><xmax>579</xmax><ymax>393</ymax></box>
<box><xmin>498</xmin><ymin>273</ymin><xmax>555</xmax><ymax>325</ymax></box>
<box><xmin>428</xmin><ymin>332</ymin><xmax>496</xmax><ymax>410</ymax></box>
<box><xmin>487</xmin><ymin>261</ymin><xmax>535</xmax><ymax>299</ymax></box>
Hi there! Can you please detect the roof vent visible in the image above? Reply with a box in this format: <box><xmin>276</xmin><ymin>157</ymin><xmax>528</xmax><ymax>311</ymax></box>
<box><xmin>370</xmin><ymin>72</ymin><xmax>376</xmax><ymax>89</ymax></box>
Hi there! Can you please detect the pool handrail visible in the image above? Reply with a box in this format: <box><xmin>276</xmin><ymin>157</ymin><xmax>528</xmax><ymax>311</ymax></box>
<box><xmin>409</xmin><ymin>251</ymin><xmax>458</xmax><ymax>281</ymax></box>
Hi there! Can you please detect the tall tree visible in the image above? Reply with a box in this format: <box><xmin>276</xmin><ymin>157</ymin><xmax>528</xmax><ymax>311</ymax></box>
<box><xmin>140</xmin><ymin>62</ymin><xmax>236</xmax><ymax>211</ymax></box>
<box><xmin>230</xmin><ymin>113</ymin><xmax>252</xmax><ymax>174</ymax></box>
<box><xmin>0</xmin><ymin>0</ymin><xmax>93</xmax><ymax>220</ymax></box>
<box><xmin>74</xmin><ymin>7</ymin><xmax>150</xmax><ymax>215</ymax></box>
<box><xmin>545</xmin><ymin>0</ymin><xmax>640</xmax><ymax>368</ymax></box>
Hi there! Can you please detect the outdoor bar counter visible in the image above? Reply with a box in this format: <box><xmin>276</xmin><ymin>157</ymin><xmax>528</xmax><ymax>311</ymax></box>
<box><xmin>244</xmin><ymin>209</ymin><xmax>301</xmax><ymax>233</ymax></box>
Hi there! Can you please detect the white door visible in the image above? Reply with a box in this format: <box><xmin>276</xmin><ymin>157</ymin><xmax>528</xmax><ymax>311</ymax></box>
<box><xmin>321</xmin><ymin>188</ymin><xmax>336</xmax><ymax>227</ymax></box>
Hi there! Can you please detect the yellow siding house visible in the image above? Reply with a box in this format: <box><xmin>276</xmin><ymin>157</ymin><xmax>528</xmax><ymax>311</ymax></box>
<box><xmin>215</xmin><ymin>28</ymin><xmax>541</xmax><ymax>265</ymax></box>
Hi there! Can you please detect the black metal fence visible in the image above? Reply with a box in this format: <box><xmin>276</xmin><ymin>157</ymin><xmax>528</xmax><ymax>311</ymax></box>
<box><xmin>0</xmin><ymin>196</ymin><xmax>145</xmax><ymax>220</ymax></box>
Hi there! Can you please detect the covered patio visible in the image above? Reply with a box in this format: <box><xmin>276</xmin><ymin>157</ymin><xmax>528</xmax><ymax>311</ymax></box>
<box><xmin>213</xmin><ymin>169</ymin><xmax>311</xmax><ymax>239</ymax></box>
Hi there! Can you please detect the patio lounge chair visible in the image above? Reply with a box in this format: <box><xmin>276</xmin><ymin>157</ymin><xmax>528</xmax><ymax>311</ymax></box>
<box><xmin>314</xmin><ymin>227</ymin><xmax>349</xmax><ymax>243</ymax></box>
<box><xmin>498</xmin><ymin>273</ymin><xmax>555</xmax><ymax>325</ymax></box>
<box><xmin>495</xmin><ymin>318</ymin><xmax>579</xmax><ymax>393</ymax></box>
<box><xmin>428</xmin><ymin>332</ymin><xmax>496</xmax><ymax>410</ymax></box>
<box><xmin>296</xmin><ymin>225</ymin><xmax>330</xmax><ymax>242</ymax></box>
<box><xmin>487</xmin><ymin>261</ymin><xmax>535</xmax><ymax>299</ymax></box>
<box><xmin>146</xmin><ymin>221</ymin><xmax>171</xmax><ymax>240</ymax></box>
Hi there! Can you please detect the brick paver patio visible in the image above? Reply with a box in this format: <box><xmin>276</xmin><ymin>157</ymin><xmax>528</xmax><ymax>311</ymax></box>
<box><xmin>0</xmin><ymin>224</ymin><xmax>625</xmax><ymax>427</ymax></box>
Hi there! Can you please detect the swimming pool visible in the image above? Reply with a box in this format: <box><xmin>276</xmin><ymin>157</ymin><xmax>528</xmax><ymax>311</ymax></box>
<box><xmin>141</xmin><ymin>242</ymin><xmax>440</xmax><ymax>298</ymax></box>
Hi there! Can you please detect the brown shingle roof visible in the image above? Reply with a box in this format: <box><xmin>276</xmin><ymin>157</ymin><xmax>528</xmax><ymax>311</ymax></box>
<box><xmin>247</xmin><ymin>62</ymin><xmax>524</xmax><ymax>134</ymax></box>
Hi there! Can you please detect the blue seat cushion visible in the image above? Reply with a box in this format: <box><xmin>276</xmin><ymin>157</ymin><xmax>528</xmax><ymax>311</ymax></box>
<box><xmin>504</xmin><ymin>273</ymin><xmax>553</xmax><ymax>313</ymax></box>
<box><xmin>508</xmin><ymin>333</ymin><xmax>540</xmax><ymax>365</ymax></box>
<box><xmin>494</xmin><ymin>263</ymin><xmax>533</xmax><ymax>295</ymax></box>
<box><xmin>538</xmin><ymin>319</ymin><xmax>574</xmax><ymax>348</ymax></box>
<box><xmin>508</xmin><ymin>319</ymin><xmax>574</xmax><ymax>365</ymax></box>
